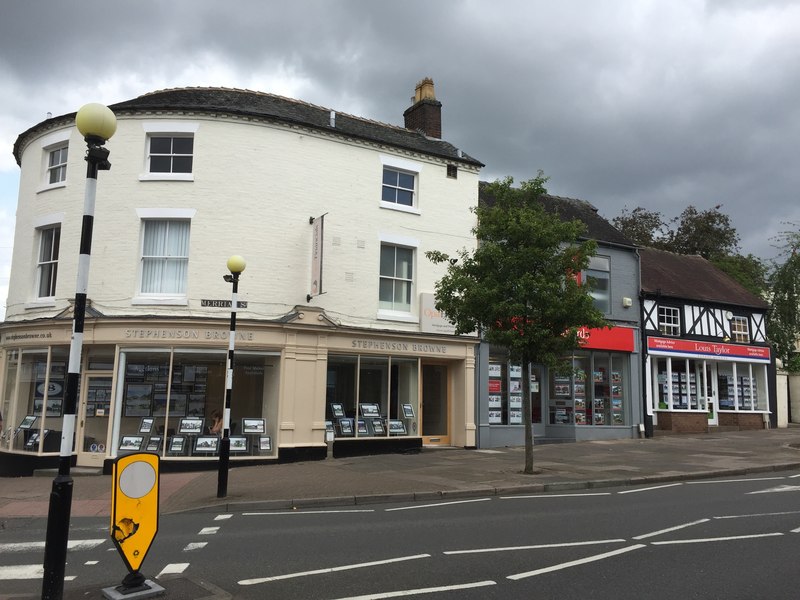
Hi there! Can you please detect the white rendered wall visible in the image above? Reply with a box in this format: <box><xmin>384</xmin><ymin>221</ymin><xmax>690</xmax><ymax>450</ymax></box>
<box><xmin>8</xmin><ymin>114</ymin><xmax>479</xmax><ymax>333</ymax></box>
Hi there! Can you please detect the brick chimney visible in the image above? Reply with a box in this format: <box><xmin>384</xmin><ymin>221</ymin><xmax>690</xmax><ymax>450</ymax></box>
<box><xmin>403</xmin><ymin>77</ymin><xmax>442</xmax><ymax>139</ymax></box>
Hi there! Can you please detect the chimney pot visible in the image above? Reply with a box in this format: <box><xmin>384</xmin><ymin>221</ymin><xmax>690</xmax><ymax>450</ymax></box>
<box><xmin>403</xmin><ymin>77</ymin><xmax>442</xmax><ymax>139</ymax></box>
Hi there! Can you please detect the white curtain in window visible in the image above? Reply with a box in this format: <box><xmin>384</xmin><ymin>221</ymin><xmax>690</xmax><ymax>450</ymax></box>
<box><xmin>142</xmin><ymin>220</ymin><xmax>189</xmax><ymax>293</ymax></box>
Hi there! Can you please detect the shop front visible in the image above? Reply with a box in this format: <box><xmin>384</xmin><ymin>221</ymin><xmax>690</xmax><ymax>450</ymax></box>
<box><xmin>646</xmin><ymin>336</ymin><xmax>771</xmax><ymax>433</ymax></box>
<box><xmin>478</xmin><ymin>325</ymin><xmax>641</xmax><ymax>447</ymax></box>
<box><xmin>0</xmin><ymin>313</ymin><xmax>477</xmax><ymax>475</ymax></box>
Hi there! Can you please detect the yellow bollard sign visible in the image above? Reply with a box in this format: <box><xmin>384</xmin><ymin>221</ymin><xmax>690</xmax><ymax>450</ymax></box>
<box><xmin>110</xmin><ymin>452</ymin><xmax>160</xmax><ymax>573</ymax></box>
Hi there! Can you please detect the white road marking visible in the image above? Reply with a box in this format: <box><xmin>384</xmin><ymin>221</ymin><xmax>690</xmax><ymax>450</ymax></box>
<box><xmin>651</xmin><ymin>533</ymin><xmax>783</xmax><ymax>545</ymax></box>
<box><xmin>385</xmin><ymin>499</ymin><xmax>490</xmax><ymax>512</ymax></box>
<box><xmin>713</xmin><ymin>510</ymin><xmax>800</xmax><ymax>519</ymax></box>
<box><xmin>157</xmin><ymin>563</ymin><xmax>189</xmax><ymax>578</ymax></box>
<box><xmin>330</xmin><ymin>580</ymin><xmax>497</xmax><ymax>599</ymax></box>
<box><xmin>239</xmin><ymin>554</ymin><xmax>430</xmax><ymax>586</ymax></box>
<box><xmin>0</xmin><ymin>539</ymin><xmax>106</xmax><ymax>553</ymax></box>
<box><xmin>619</xmin><ymin>483</ymin><xmax>683</xmax><ymax>495</ymax></box>
<box><xmin>0</xmin><ymin>565</ymin><xmax>43</xmax><ymax>580</ymax></box>
<box><xmin>85</xmin><ymin>560</ymin><xmax>99</xmax><ymax>565</ymax></box>
<box><xmin>633</xmin><ymin>519</ymin><xmax>709</xmax><ymax>540</ymax></box>
<box><xmin>501</xmin><ymin>493</ymin><xmax>611</xmax><ymax>499</ymax></box>
<box><xmin>214</xmin><ymin>514</ymin><xmax>233</xmax><ymax>520</ymax></box>
<box><xmin>790</xmin><ymin>526</ymin><xmax>800</xmax><ymax>533</ymax></box>
<box><xmin>243</xmin><ymin>509</ymin><xmax>375</xmax><ymax>516</ymax></box>
<box><xmin>183</xmin><ymin>542</ymin><xmax>208</xmax><ymax>551</ymax></box>
<box><xmin>507</xmin><ymin>544</ymin><xmax>647</xmax><ymax>580</ymax></box>
<box><xmin>748</xmin><ymin>485</ymin><xmax>800</xmax><ymax>494</ymax></box>
<box><xmin>686</xmin><ymin>477</ymin><xmax>786</xmax><ymax>485</ymax></box>
<box><xmin>444</xmin><ymin>539</ymin><xmax>626</xmax><ymax>555</ymax></box>
<box><xmin>789</xmin><ymin>473</ymin><xmax>800</xmax><ymax>478</ymax></box>
<box><xmin>198</xmin><ymin>527</ymin><xmax>219</xmax><ymax>535</ymax></box>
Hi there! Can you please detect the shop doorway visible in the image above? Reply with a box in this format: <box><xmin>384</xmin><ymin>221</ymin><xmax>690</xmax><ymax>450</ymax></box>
<box><xmin>76</xmin><ymin>373</ymin><xmax>113</xmax><ymax>467</ymax></box>
<box><xmin>704</xmin><ymin>362</ymin><xmax>719</xmax><ymax>426</ymax></box>
<box><xmin>421</xmin><ymin>364</ymin><xmax>449</xmax><ymax>445</ymax></box>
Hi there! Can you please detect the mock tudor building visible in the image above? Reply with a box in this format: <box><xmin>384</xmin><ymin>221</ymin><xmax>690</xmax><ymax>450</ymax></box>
<box><xmin>640</xmin><ymin>248</ymin><xmax>775</xmax><ymax>434</ymax></box>
<box><xmin>476</xmin><ymin>189</ymin><xmax>643</xmax><ymax>446</ymax></box>
<box><xmin>0</xmin><ymin>80</ymin><xmax>484</xmax><ymax>475</ymax></box>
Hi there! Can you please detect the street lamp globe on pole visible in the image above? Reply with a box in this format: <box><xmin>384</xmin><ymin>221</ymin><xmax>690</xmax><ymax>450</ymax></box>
<box><xmin>217</xmin><ymin>255</ymin><xmax>246</xmax><ymax>498</ymax></box>
<box><xmin>41</xmin><ymin>103</ymin><xmax>116</xmax><ymax>600</ymax></box>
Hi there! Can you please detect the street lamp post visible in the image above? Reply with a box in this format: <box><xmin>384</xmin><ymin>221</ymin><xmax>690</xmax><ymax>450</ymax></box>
<box><xmin>217</xmin><ymin>255</ymin><xmax>246</xmax><ymax>498</ymax></box>
<box><xmin>41</xmin><ymin>103</ymin><xmax>116</xmax><ymax>600</ymax></box>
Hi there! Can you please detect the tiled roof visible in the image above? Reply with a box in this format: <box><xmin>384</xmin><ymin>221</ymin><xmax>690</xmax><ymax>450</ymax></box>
<box><xmin>640</xmin><ymin>247</ymin><xmax>768</xmax><ymax>308</ymax></box>
<box><xmin>14</xmin><ymin>87</ymin><xmax>483</xmax><ymax>167</ymax></box>
<box><xmin>478</xmin><ymin>182</ymin><xmax>635</xmax><ymax>247</ymax></box>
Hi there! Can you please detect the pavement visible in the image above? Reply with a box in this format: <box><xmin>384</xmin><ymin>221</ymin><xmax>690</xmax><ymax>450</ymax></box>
<box><xmin>3</xmin><ymin>428</ymin><xmax>800</xmax><ymax>519</ymax></box>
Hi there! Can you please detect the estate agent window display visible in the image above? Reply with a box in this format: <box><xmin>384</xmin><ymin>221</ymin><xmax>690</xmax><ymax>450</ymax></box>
<box><xmin>114</xmin><ymin>349</ymin><xmax>277</xmax><ymax>459</ymax></box>
<box><xmin>326</xmin><ymin>354</ymin><xmax>420</xmax><ymax>438</ymax></box>
<box><xmin>547</xmin><ymin>352</ymin><xmax>628</xmax><ymax>426</ymax></box>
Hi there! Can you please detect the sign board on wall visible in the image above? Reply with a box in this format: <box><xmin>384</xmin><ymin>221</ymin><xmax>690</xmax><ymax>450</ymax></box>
<box><xmin>420</xmin><ymin>293</ymin><xmax>461</xmax><ymax>335</ymax></box>
<box><xmin>577</xmin><ymin>326</ymin><xmax>636</xmax><ymax>352</ymax></box>
<box><xmin>647</xmin><ymin>336</ymin><xmax>771</xmax><ymax>363</ymax></box>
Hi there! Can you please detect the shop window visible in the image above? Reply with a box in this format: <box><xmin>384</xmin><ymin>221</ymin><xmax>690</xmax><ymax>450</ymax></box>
<box><xmin>549</xmin><ymin>352</ymin><xmax>627</xmax><ymax>426</ymax></box>
<box><xmin>658</xmin><ymin>306</ymin><xmax>681</xmax><ymax>337</ymax></box>
<box><xmin>585</xmin><ymin>256</ymin><xmax>610</xmax><ymax>314</ymax></box>
<box><xmin>326</xmin><ymin>354</ymin><xmax>419</xmax><ymax>438</ymax></box>
<box><xmin>488</xmin><ymin>360</ymin><xmax>536</xmax><ymax>426</ymax></box>
<box><xmin>116</xmin><ymin>350</ymin><xmax>277</xmax><ymax>458</ymax></box>
<box><xmin>379</xmin><ymin>244</ymin><xmax>414</xmax><ymax>313</ymax></box>
<box><xmin>139</xmin><ymin>219</ymin><xmax>190</xmax><ymax>295</ymax></box>
<box><xmin>36</xmin><ymin>225</ymin><xmax>60</xmax><ymax>298</ymax></box>
<box><xmin>730</xmin><ymin>316</ymin><xmax>749</xmax><ymax>343</ymax></box>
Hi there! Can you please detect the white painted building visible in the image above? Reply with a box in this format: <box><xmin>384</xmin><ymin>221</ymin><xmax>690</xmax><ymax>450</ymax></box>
<box><xmin>0</xmin><ymin>81</ymin><xmax>483</xmax><ymax>475</ymax></box>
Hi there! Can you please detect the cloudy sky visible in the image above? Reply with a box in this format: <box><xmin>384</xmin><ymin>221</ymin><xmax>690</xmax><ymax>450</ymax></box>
<box><xmin>2</xmin><ymin>0</ymin><xmax>799</xmax><ymax>319</ymax></box>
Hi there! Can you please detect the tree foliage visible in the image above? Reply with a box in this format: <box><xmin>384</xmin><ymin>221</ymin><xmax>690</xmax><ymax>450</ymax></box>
<box><xmin>427</xmin><ymin>173</ymin><xmax>607</xmax><ymax>473</ymax></box>
<box><xmin>769</xmin><ymin>225</ymin><xmax>800</xmax><ymax>372</ymax></box>
<box><xmin>613</xmin><ymin>204</ymin><xmax>766</xmax><ymax>293</ymax></box>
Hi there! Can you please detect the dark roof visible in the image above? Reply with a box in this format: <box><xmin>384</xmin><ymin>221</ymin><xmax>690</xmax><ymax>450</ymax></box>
<box><xmin>640</xmin><ymin>247</ymin><xmax>768</xmax><ymax>309</ymax></box>
<box><xmin>478</xmin><ymin>182</ymin><xmax>635</xmax><ymax>248</ymax></box>
<box><xmin>13</xmin><ymin>87</ymin><xmax>483</xmax><ymax>168</ymax></box>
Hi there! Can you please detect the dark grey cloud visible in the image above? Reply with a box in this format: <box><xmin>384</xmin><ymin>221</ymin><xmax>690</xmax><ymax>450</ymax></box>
<box><xmin>2</xmin><ymin>0</ymin><xmax>799</xmax><ymax>264</ymax></box>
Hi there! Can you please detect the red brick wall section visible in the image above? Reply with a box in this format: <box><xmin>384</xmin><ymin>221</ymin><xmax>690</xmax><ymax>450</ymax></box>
<box><xmin>659</xmin><ymin>411</ymin><xmax>765</xmax><ymax>432</ymax></box>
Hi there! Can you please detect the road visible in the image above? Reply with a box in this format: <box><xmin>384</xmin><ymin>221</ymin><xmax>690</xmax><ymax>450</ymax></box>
<box><xmin>3</xmin><ymin>472</ymin><xmax>800</xmax><ymax>599</ymax></box>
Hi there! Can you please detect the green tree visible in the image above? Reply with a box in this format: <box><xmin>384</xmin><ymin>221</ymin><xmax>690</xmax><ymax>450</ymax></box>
<box><xmin>667</xmin><ymin>205</ymin><xmax>740</xmax><ymax>259</ymax></box>
<box><xmin>612</xmin><ymin>207</ymin><xmax>667</xmax><ymax>247</ymax></box>
<box><xmin>427</xmin><ymin>173</ymin><xmax>607</xmax><ymax>474</ymax></box>
<box><xmin>710</xmin><ymin>253</ymin><xmax>768</xmax><ymax>297</ymax></box>
<box><xmin>769</xmin><ymin>226</ymin><xmax>800</xmax><ymax>372</ymax></box>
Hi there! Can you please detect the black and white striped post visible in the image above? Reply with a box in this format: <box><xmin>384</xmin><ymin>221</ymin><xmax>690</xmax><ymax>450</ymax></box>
<box><xmin>42</xmin><ymin>103</ymin><xmax>116</xmax><ymax>600</ymax></box>
<box><xmin>217</xmin><ymin>255</ymin><xmax>246</xmax><ymax>498</ymax></box>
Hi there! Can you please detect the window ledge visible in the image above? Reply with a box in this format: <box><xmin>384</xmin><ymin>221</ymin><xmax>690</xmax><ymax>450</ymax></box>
<box><xmin>132</xmin><ymin>296</ymin><xmax>188</xmax><ymax>306</ymax></box>
<box><xmin>377</xmin><ymin>310</ymin><xmax>419</xmax><ymax>324</ymax></box>
<box><xmin>36</xmin><ymin>182</ymin><xmax>67</xmax><ymax>194</ymax></box>
<box><xmin>380</xmin><ymin>201</ymin><xmax>420</xmax><ymax>215</ymax></box>
<box><xmin>138</xmin><ymin>173</ymin><xmax>194</xmax><ymax>182</ymax></box>
<box><xmin>24</xmin><ymin>299</ymin><xmax>57</xmax><ymax>310</ymax></box>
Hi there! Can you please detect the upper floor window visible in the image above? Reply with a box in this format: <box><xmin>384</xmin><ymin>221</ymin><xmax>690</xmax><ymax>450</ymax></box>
<box><xmin>730</xmin><ymin>316</ymin><xmax>749</xmax><ymax>343</ymax></box>
<box><xmin>148</xmin><ymin>136</ymin><xmax>193</xmax><ymax>174</ymax></box>
<box><xmin>140</xmin><ymin>220</ymin><xmax>190</xmax><ymax>295</ymax></box>
<box><xmin>382</xmin><ymin>167</ymin><xmax>415</xmax><ymax>207</ymax></box>
<box><xmin>658</xmin><ymin>306</ymin><xmax>681</xmax><ymax>337</ymax></box>
<box><xmin>585</xmin><ymin>256</ymin><xmax>610</xmax><ymax>314</ymax></box>
<box><xmin>379</xmin><ymin>243</ymin><xmax>414</xmax><ymax>313</ymax></box>
<box><xmin>47</xmin><ymin>146</ymin><xmax>68</xmax><ymax>184</ymax></box>
<box><xmin>37</xmin><ymin>225</ymin><xmax>60</xmax><ymax>298</ymax></box>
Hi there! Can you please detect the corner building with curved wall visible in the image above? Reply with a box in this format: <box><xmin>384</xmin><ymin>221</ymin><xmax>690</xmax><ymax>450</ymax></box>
<box><xmin>0</xmin><ymin>82</ymin><xmax>483</xmax><ymax>475</ymax></box>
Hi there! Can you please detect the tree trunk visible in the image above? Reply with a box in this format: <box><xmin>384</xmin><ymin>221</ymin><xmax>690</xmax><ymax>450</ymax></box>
<box><xmin>523</xmin><ymin>352</ymin><xmax>534</xmax><ymax>474</ymax></box>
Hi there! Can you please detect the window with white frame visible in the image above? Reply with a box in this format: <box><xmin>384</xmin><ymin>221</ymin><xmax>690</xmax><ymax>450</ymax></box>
<box><xmin>379</xmin><ymin>244</ymin><xmax>414</xmax><ymax>312</ymax></box>
<box><xmin>381</xmin><ymin>167</ymin><xmax>415</xmax><ymax>207</ymax></box>
<box><xmin>585</xmin><ymin>255</ymin><xmax>610</xmax><ymax>313</ymax></box>
<box><xmin>140</xmin><ymin>220</ymin><xmax>190</xmax><ymax>295</ymax></box>
<box><xmin>148</xmin><ymin>136</ymin><xmax>193</xmax><ymax>174</ymax></box>
<box><xmin>36</xmin><ymin>225</ymin><xmax>60</xmax><ymax>298</ymax></box>
<box><xmin>47</xmin><ymin>145</ymin><xmax>68</xmax><ymax>184</ymax></box>
<box><xmin>730</xmin><ymin>316</ymin><xmax>749</xmax><ymax>343</ymax></box>
<box><xmin>658</xmin><ymin>306</ymin><xmax>681</xmax><ymax>336</ymax></box>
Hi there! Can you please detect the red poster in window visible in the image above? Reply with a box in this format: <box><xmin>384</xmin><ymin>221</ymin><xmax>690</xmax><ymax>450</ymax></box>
<box><xmin>488</xmin><ymin>379</ymin><xmax>502</xmax><ymax>393</ymax></box>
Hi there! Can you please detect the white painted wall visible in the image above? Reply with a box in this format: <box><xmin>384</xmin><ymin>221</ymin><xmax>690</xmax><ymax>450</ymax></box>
<box><xmin>7</xmin><ymin>115</ymin><xmax>479</xmax><ymax>332</ymax></box>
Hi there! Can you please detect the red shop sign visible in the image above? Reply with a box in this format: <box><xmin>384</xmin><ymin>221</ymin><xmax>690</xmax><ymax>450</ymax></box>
<box><xmin>577</xmin><ymin>326</ymin><xmax>635</xmax><ymax>352</ymax></box>
<box><xmin>647</xmin><ymin>336</ymin><xmax>771</xmax><ymax>363</ymax></box>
